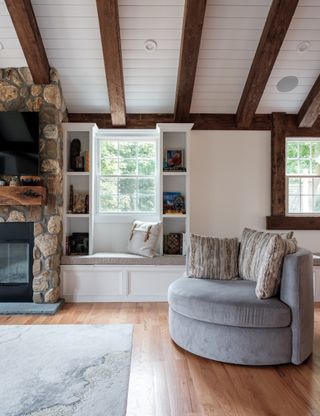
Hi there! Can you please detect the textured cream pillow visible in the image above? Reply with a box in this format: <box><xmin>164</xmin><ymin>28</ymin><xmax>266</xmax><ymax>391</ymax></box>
<box><xmin>239</xmin><ymin>228</ymin><xmax>295</xmax><ymax>281</ymax></box>
<box><xmin>188</xmin><ymin>234</ymin><xmax>239</xmax><ymax>280</ymax></box>
<box><xmin>255</xmin><ymin>236</ymin><xmax>298</xmax><ymax>299</ymax></box>
<box><xmin>239</xmin><ymin>228</ymin><xmax>298</xmax><ymax>298</ymax></box>
<box><xmin>127</xmin><ymin>220</ymin><xmax>162</xmax><ymax>257</ymax></box>
<box><xmin>239</xmin><ymin>228</ymin><xmax>276</xmax><ymax>281</ymax></box>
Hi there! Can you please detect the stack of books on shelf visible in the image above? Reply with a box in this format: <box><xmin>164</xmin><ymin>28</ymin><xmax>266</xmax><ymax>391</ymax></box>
<box><xmin>163</xmin><ymin>233</ymin><xmax>186</xmax><ymax>255</ymax></box>
<box><xmin>163</xmin><ymin>166</ymin><xmax>186</xmax><ymax>172</ymax></box>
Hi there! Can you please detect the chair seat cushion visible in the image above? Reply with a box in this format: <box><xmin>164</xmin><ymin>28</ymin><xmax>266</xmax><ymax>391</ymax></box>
<box><xmin>168</xmin><ymin>278</ymin><xmax>291</xmax><ymax>328</ymax></box>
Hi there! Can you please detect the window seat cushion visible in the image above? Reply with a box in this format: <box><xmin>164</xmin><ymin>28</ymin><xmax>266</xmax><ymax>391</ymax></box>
<box><xmin>61</xmin><ymin>253</ymin><xmax>186</xmax><ymax>266</ymax></box>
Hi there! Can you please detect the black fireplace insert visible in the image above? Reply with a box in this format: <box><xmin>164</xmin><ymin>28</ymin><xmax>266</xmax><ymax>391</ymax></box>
<box><xmin>0</xmin><ymin>222</ymin><xmax>34</xmax><ymax>302</ymax></box>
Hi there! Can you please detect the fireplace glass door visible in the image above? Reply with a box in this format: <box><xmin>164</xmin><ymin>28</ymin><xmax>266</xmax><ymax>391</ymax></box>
<box><xmin>0</xmin><ymin>222</ymin><xmax>34</xmax><ymax>302</ymax></box>
<box><xmin>0</xmin><ymin>243</ymin><xmax>29</xmax><ymax>284</ymax></box>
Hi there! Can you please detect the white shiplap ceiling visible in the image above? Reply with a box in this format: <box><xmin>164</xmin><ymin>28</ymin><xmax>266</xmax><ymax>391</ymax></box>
<box><xmin>31</xmin><ymin>0</ymin><xmax>109</xmax><ymax>113</ymax></box>
<box><xmin>119</xmin><ymin>0</ymin><xmax>184</xmax><ymax>113</ymax></box>
<box><xmin>1</xmin><ymin>0</ymin><xmax>320</xmax><ymax>116</ymax></box>
<box><xmin>0</xmin><ymin>0</ymin><xmax>27</xmax><ymax>67</ymax></box>
<box><xmin>191</xmin><ymin>0</ymin><xmax>272</xmax><ymax>114</ymax></box>
<box><xmin>258</xmin><ymin>0</ymin><xmax>320</xmax><ymax>114</ymax></box>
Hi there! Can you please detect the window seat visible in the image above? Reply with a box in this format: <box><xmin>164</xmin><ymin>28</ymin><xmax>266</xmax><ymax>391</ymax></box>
<box><xmin>61</xmin><ymin>253</ymin><xmax>319</xmax><ymax>303</ymax></box>
<box><xmin>60</xmin><ymin>253</ymin><xmax>186</xmax><ymax>302</ymax></box>
<box><xmin>61</xmin><ymin>253</ymin><xmax>186</xmax><ymax>266</ymax></box>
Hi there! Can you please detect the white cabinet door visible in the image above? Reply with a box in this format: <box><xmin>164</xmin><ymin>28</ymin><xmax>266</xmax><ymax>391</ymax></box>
<box><xmin>128</xmin><ymin>269</ymin><xmax>182</xmax><ymax>297</ymax></box>
<box><xmin>62</xmin><ymin>267</ymin><xmax>123</xmax><ymax>301</ymax></box>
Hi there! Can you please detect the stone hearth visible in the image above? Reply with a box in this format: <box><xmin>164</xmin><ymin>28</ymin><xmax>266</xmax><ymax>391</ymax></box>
<box><xmin>0</xmin><ymin>67</ymin><xmax>67</xmax><ymax>303</ymax></box>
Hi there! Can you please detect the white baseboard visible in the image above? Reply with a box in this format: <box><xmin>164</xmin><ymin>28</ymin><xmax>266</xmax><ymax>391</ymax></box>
<box><xmin>63</xmin><ymin>295</ymin><xmax>168</xmax><ymax>302</ymax></box>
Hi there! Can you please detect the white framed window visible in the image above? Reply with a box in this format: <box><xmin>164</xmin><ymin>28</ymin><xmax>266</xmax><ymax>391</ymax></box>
<box><xmin>95</xmin><ymin>132</ymin><xmax>159</xmax><ymax>218</ymax></box>
<box><xmin>286</xmin><ymin>139</ymin><xmax>320</xmax><ymax>214</ymax></box>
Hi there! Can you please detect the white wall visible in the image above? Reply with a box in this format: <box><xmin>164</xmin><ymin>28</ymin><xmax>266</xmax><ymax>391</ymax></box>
<box><xmin>190</xmin><ymin>130</ymin><xmax>320</xmax><ymax>252</ymax></box>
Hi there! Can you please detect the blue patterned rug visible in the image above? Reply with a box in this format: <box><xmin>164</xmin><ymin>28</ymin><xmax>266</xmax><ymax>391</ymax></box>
<box><xmin>0</xmin><ymin>324</ymin><xmax>133</xmax><ymax>416</ymax></box>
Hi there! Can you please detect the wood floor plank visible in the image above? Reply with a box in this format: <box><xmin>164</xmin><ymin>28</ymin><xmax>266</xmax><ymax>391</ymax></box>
<box><xmin>153</xmin><ymin>360</ymin><xmax>172</xmax><ymax>416</ymax></box>
<box><xmin>0</xmin><ymin>302</ymin><xmax>319</xmax><ymax>416</ymax></box>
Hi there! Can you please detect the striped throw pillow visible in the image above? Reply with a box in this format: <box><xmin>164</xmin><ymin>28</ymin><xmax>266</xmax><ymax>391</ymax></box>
<box><xmin>255</xmin><ymin>236</ymin><xmax>298</xmax><ymax>299</ymax></box>
<box><xmin>239</xmin><ymin>228</ymin><xmax>276</xmax><ymax>281</ymax></box>
<box><xmin>239</xmin><ymin>228</ymin><xmax>295</xmax><ymax>281</ymax></box>
<box><xmin>188</xmin><ymin>234</ymin><xmax>239</xmax><ymax>280</ymax></box>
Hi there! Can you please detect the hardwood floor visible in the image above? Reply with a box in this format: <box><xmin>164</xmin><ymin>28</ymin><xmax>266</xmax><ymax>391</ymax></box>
<box><xmin>0</xmin><ymin>302</ymin><xmax>319</xmax><ymax>416</ymax></box>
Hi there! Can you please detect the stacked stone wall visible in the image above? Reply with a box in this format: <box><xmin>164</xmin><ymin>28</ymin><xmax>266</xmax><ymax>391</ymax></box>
<box><xmin>0</xmin><ymin>67</ymin><xmax>67</xmax><ymax>303</ymax></box>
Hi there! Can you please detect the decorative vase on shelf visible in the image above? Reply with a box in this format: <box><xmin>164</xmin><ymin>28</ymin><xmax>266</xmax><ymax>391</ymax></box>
<box><xmin>9</xmin><ymin>176</ymin><xmax>19</xmax><ymax>186</ymax></box>
<box><xmin>70</xmin><ymin>138</ymin><xmax>82</xmax><ymax>171</ymax></box>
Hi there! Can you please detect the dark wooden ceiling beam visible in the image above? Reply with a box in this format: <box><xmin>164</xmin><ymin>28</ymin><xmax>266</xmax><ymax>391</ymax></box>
<box><xmin>5</xmin><ymin>0</ymin><xmax>50</xmax><ymax>84</ymax></box>
<box><xmin>286</xmin><ymin>114</ymin><xmax>320</xmax><ymax>137</ymax></box>
<box><xmin>174</xmin><ymin>0</ymin><xmax>207</xmax><ymax>123</ymax></box>
<box><xmin>189</xmin><ymin>113</ymin><xmax>271</xmax><ymax>130</ymax></box>
<box><xmin>96</xmin><ymin>0</ymin><xmax>126</xmax><ymax>127</ymax></box>
<box><xmin>236</xmin><ymin>0</ymin><xmax>298</xmax><ymax>129</ymax></box>
<box><xmin>298</xmin><ymin>74</ymin><xmax>320</xmax><ymax>128</ymax></box>
<box><xmin>68</xmin><ymin>113</ymin><xmax>271</xmax><ymax>130</ymax></box>
<box><xmin>271</xmin><ymin>112</ymin><xmax>286</xmax><ymax>217</ymax></box>
<box><xmin>69</xmin><ymin>113</ymin><xmax>174</xmax><ymax>129</ymax></box>
<box><xmin>69</xmin><ymin>112</ymin><xmax>320</xmax><ymax>136</ymax></box>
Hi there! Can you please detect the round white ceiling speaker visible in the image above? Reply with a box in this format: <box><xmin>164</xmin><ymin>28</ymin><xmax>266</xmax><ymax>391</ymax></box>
<box><xmin>297</xmin><ymin>41</ymin><xmax>310</xmax><ymax>53</ymax></box>
<box><xmin>144</xmin><ymin>39</ymin><xmax>158</xmax><ymax>52</ymax></box>
<box><xmin>276</xmin><ymin>76</ymin><xmax>299</xmax><ymax>92</ymax></box>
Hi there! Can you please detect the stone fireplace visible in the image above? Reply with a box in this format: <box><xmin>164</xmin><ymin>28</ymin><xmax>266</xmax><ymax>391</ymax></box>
<box><xmin>0</xmin><ymin>67</ymin><xmax>67</xmax><ymax>303</ymax></box>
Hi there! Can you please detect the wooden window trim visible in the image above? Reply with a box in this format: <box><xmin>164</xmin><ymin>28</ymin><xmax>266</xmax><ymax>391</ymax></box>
<box><xmin>267</xmin><ymin>113</ymin><xmax>320</xmax><ymax>230</ymax></box>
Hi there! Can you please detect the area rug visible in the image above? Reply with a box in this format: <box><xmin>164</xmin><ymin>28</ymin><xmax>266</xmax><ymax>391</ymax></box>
<box><xmin>0</xmin><ymin>324</ymin><xmax>133</xmax><ymax>416</ymax></box>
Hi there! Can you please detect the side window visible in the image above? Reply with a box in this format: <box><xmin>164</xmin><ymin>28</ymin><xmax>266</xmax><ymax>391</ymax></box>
<box><xmin>286</xmin><ymin>140</ymin><xmax>320</xmax><ymax>214</ymax></box>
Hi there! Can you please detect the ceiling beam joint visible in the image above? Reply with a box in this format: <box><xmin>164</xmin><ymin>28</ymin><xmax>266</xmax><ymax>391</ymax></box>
<box><xmin>298</xmin><ymin>74</ymin><xmax>320</xmax><ymax>128</ymax></box>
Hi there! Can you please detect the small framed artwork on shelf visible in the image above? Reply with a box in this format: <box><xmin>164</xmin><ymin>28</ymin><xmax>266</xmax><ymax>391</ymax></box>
<box><xmin>73</xmin><ymin>191</ymin><xmax>89</xmax><ymax>214</ymax></box>
<box><xmin>163</xmin><ymin>149</ymin><xmax>186</xmax><ymax>172</ymax></box>
<box><xmin>163</xmin><ymin>233</ymin><xmax>183</xmax><ymax>255</ymax></box>
<box><xmin>163</xmin><ymin>192</ymin><xmax>186</xmax><ymax>214</ymax></box>
<box><xmin>66</xmin><ymin>232</ymin><xmax>89</xmax><ymax>256</ymax></box>
<box><xmin>67</xmin><ymin>185</ymin><xmax>89</xmax><ymax>214</ymax></box>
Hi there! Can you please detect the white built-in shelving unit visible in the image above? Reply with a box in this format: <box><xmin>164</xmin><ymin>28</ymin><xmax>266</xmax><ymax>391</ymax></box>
<box><xmin>62</xmin><ymin>122</ymin><xmax>192</xmax><ymax>258</ymax></box>
<box><xmin>61</xmin><ymin>122</ymin><xmax>192</xmax><ymax>302</ymax></box>
<box><xmin>158</xmin><ymin>123</ymin><xmax>193</xmax><ymax>255</ymax></box>
<box><xmin>62</xmin><ymin>123</ymin><xmax>97</xmax><ymax>256</ymax></box>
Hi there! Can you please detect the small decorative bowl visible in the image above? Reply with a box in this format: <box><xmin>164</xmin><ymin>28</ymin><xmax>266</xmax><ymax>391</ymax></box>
<box><xmin>20</xmin><ymin>176</ymin><xmax>41</xmax><ymax>186</ymax></box>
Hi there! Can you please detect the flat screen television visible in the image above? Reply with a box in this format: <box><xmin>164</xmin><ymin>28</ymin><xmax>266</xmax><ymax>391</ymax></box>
<box><xmin>0</xmin><ymin>112</ymin><xmax>39</xmax><ymax>175</ymax></box>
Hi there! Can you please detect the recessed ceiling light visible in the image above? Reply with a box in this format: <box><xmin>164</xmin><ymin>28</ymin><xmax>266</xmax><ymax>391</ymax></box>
<box><xmin>144</xmin><ymin>39</ymin><xmax>157</xmax><ymax>53</ymax></box>
<box><xmin>0</xmin><ymin>42</ymin><xmax>4</xmax><ymax>50</ymax></box>
<box><xmin>297</xmin><ymin>41</ymin><xmax>310</xmax><ymax>53</ymax></box>
<box><xmin>276</xmin><ymin>76</ymin><xmax>299</xmax><ymax>93</ymax></box>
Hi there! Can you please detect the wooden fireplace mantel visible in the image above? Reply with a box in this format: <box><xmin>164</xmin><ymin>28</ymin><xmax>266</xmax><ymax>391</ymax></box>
<box><xmin>0</xmin><ymin>186</ymin><xmax>47</xmax><ymax>206</ymax></box>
